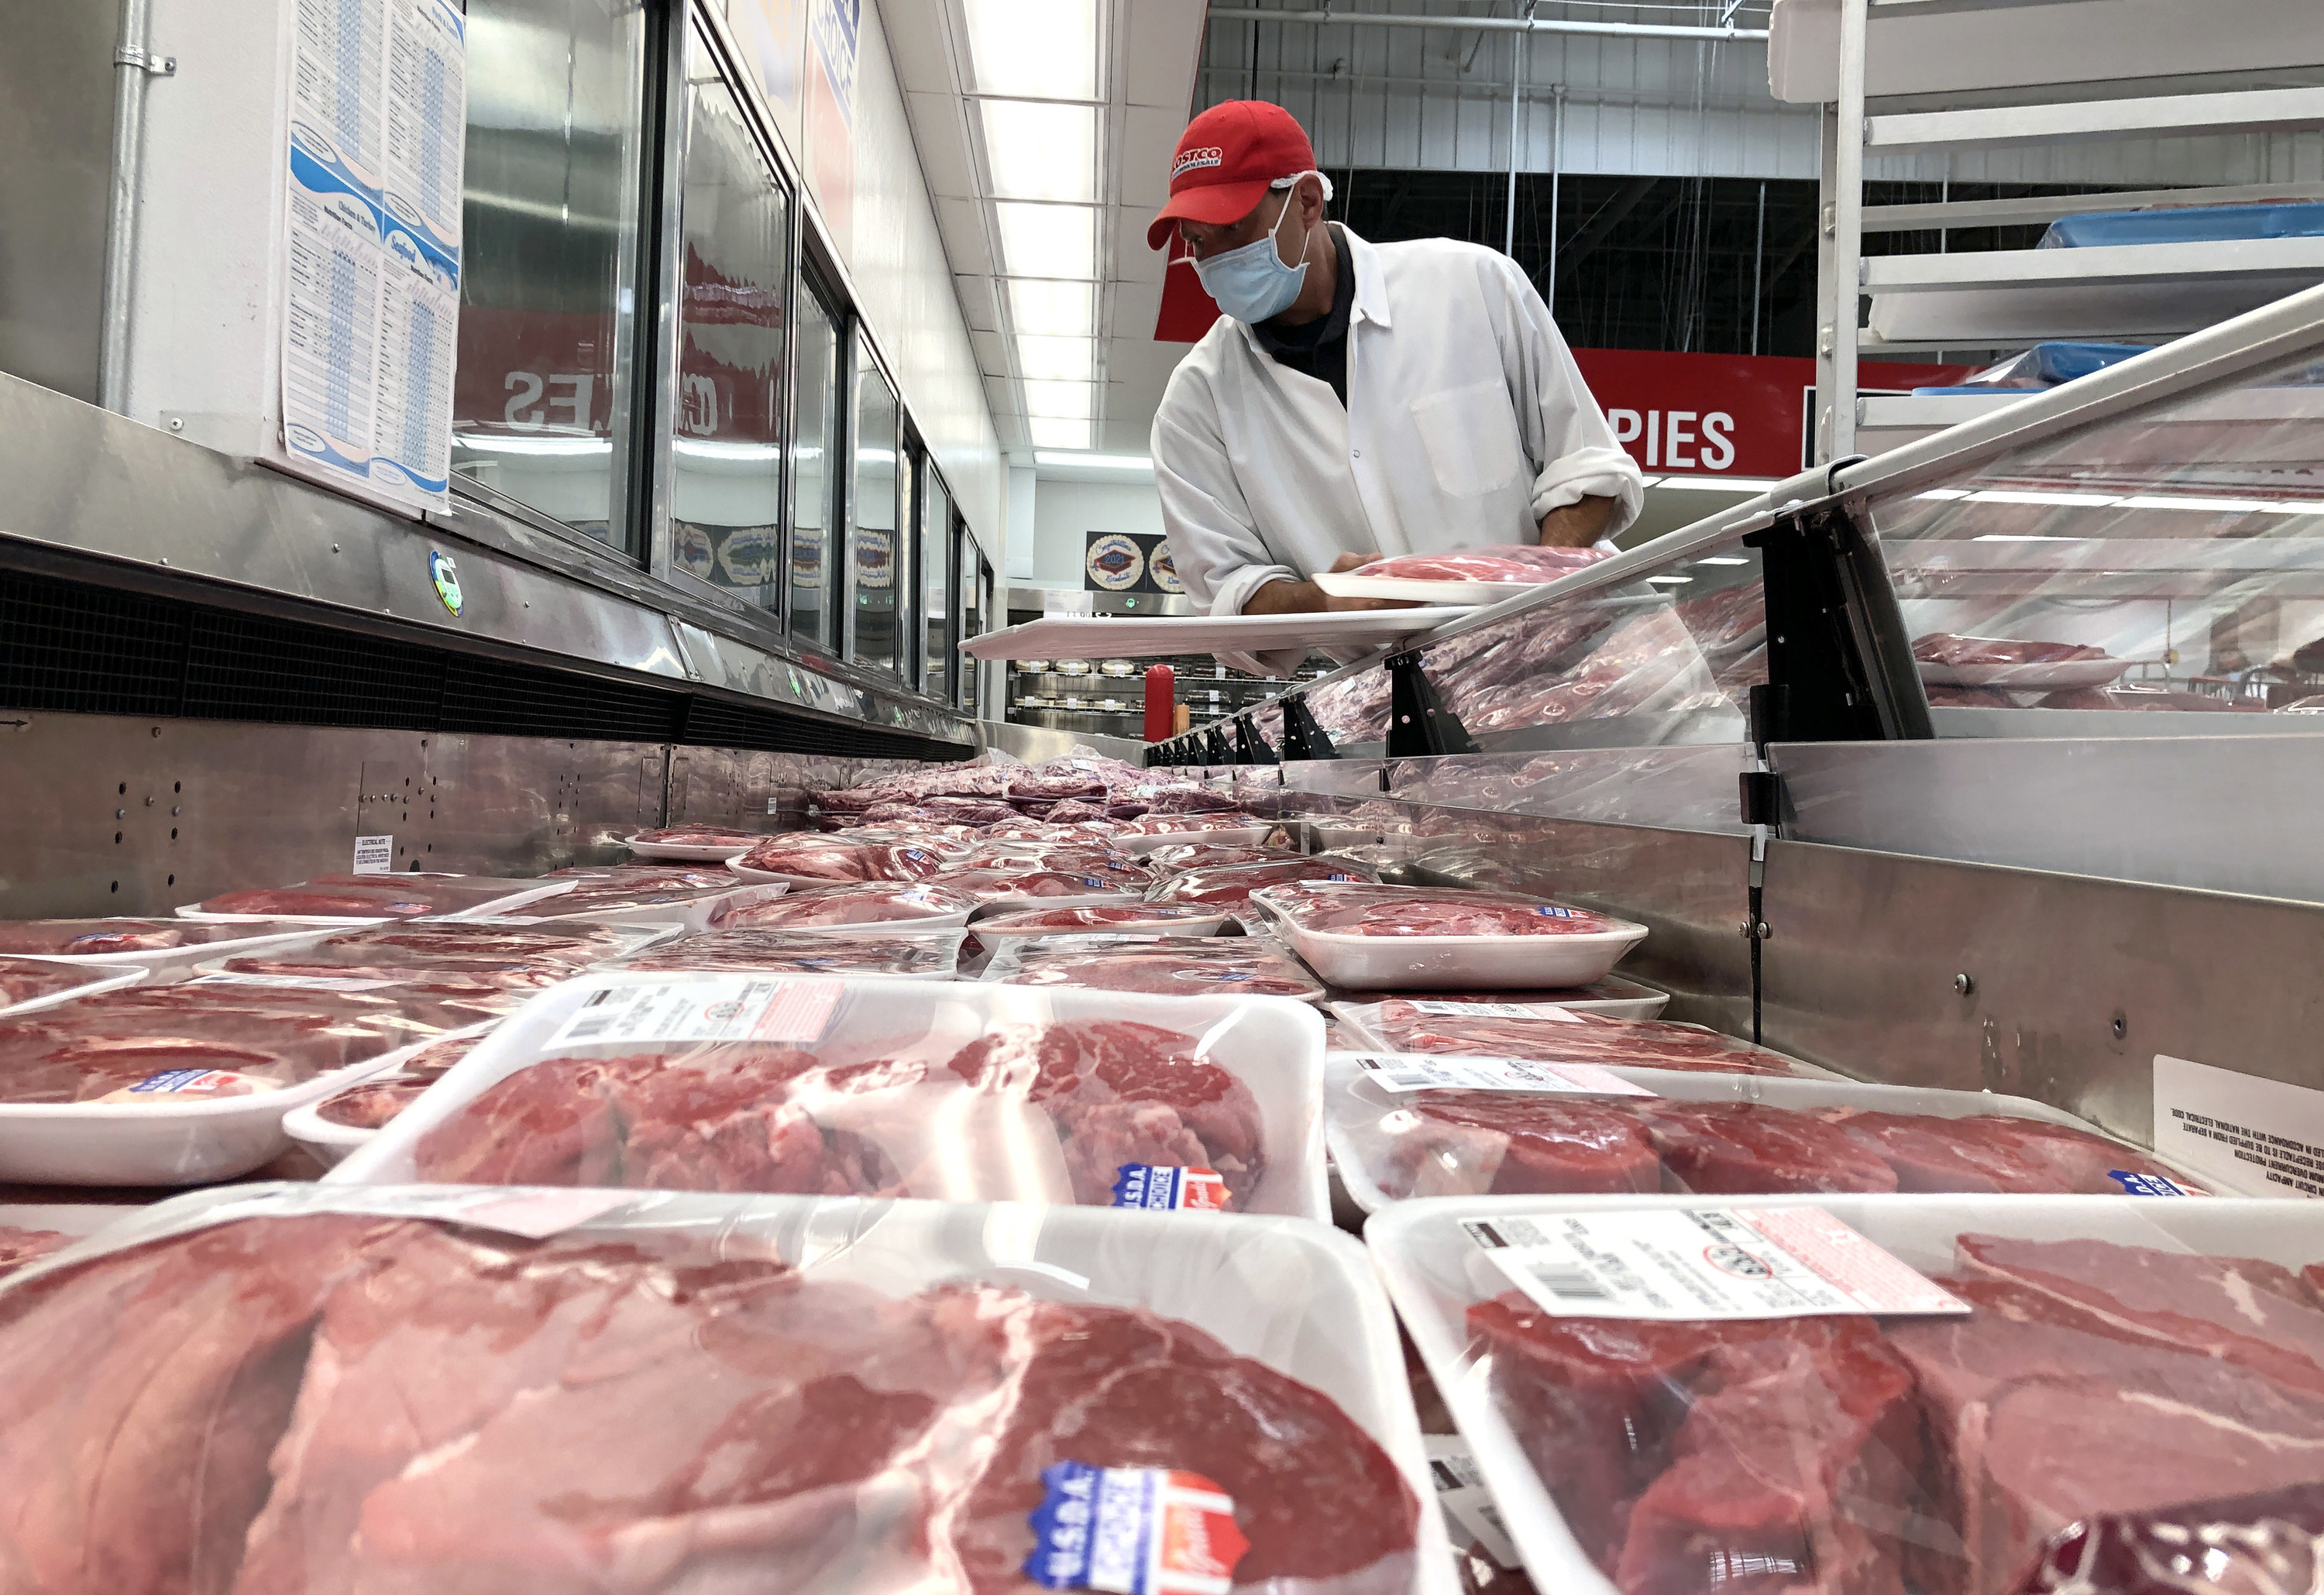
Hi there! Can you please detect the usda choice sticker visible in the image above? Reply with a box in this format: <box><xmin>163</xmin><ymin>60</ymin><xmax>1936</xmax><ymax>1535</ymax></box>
<box><xmin>1110</xmin><ymin>1164</ymin><xmax>1227</xmax><ymax>1212</ymax></box>
<box><xmin>1026</xmin><ymin>1460</ymin><xmax>1248</xmax><ymax>1593</ymax></box>
<box><xmin>1461</xmin><ymin>1207</ymin><xmax>1969</xmax><ymax>1321</ymax></box>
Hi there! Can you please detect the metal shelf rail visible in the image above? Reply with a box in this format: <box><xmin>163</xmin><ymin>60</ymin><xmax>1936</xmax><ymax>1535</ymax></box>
<box><xmin>1812</xmin><ymin>0</ymin><xmax>2324</xmax><ymax>464</ymax></box>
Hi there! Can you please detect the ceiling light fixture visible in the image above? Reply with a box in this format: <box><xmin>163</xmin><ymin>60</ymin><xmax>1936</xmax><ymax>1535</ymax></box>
<box><xmin>962</xmin><ymin>0</ymin><xmax>1097</xmax><ymax>101</ymax></box>
<box><xmin>1023</xmin><ymin>380</ymin><xmax>1095</xmax><ymax>421</ymax></box>
<box><xmin>980</xmin><ymin>100</ymin><xmax>1096</xmax><ymax>204</ymax></box>
<box><xmin>1006</xmin><ymin>278</ymin><xmax>1095</xmax><ymax>338</ymax></box>
<box><xmin>1016</xmin><ymin>335</ymin><xmax>1095</xmax><ymax>382</ymax></box>
<box><xmin>1965</xmin><ymin>489</ymin><xmax>2117</xmax><ymax>506</ymax></box>
<box><xmin>994</xmin><ymin>201</ymin><xmax>1096</xmax><ymax>280</ymax></box>
<box><xmin>1028</xmin><ymin>417</ymin><xmax>1093</xmax><ymax>449</ymax></box>
<box><xmin>1034</xmin><ymin>450</ymin><xmax>1152</xmax><ymax>471</ymax></box>
<box><xmin>1655</xmin><ymin>475</ymin><xmax>1780</xmax><ymax>492</ymax></box>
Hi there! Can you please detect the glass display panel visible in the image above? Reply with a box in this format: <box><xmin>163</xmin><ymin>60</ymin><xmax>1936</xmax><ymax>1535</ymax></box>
<box><xmin>668</xmin><ymin>40</ymin><xmax>789</xmax><ymax>608</ymax></box>
<box><xmin>788</xmin><ymin>284</ymin><xmax>841</xmax><ymax>651</ymax></box>
<box><xmin>849</xmin><ymin>337</ymin><xmax>902</xmax><ymax>672</ymax></box>
<box><xmin>452</xmin><ymin>0</ymin><xmax>648</xmax><ymax>553</ymax></box>
<box><xmin>892</xmin><ymin>440</ymin><xmax>919</xmax><ymax>679</ymax></box>
<box><xmin>1868</xmin><ymin>352</ymin><xmax>2324</xmax><ymax>725</ymax></box>
<box><xmin>957</xmin><ymin>545</ymin><xmax>987</xmax><ymax>713</ymax></box>
<box><xmin>923</xmin><ymin>471</ymin><xmax>952</xmax><ymax>702</ymax></box>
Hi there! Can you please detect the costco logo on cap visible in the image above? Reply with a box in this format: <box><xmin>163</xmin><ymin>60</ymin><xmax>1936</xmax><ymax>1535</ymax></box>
<box><xmin>1171</xmin><ymin>146</ymin><xmax>1223</xmax><ymax>180</ymax></box>
<box><xmin>1147</xmin><ymin>101</ymin><xmax>1318</xmax><ymax>249</ymax></box>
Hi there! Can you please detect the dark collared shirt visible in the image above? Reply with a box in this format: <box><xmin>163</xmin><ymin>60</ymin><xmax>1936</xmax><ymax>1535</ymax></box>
<box><xmin>1248</xmin><ymin>224</ymin><xmax>1356</xmax><ymax>407</ymax></box>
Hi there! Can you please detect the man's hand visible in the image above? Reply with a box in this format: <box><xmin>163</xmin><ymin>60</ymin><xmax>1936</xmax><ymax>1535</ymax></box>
<box><xmin>1539</xmin><ymin>493</ymin><xmax>1621</xmax><ymax>549</ymax></box>
<box><xmin>1240</xmin><ymin>552</ymin><xmax>1425</xmax><ymax>615</ymax></box>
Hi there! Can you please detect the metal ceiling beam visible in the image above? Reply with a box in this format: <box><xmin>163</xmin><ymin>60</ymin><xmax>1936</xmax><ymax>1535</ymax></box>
<box><xmin>1207</xmin><ymin>7</ymin><xmax>1770</xmax><ymax>43</ymax></box>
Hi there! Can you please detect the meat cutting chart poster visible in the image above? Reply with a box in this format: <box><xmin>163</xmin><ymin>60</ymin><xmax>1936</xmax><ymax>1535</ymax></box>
<box><xmin>281</xmin><ymin>0</ymin><xmax>466</xmax><ymax>514</ymax></box>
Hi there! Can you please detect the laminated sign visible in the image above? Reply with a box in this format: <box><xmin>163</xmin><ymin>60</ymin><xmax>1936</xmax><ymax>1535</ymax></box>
<box><xmin>281</xmin><ymin>0</ymin><xmax>466</xmax><ymax>512</ymax></box>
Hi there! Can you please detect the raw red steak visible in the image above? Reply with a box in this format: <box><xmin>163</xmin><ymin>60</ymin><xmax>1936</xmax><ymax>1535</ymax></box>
<box><xmin>711</xmin><ymin>882</ymin><xmax>971</xmax><ymax>929</ymax></box>
<box><xmin>932</xmin><ymin>866</ymin><xmax>1143</xmax><ymax>904</ymax></box>
<box><xmin>1121</xmin><ymin>810</ymin><xmax>1267</xmax><ymax>835</ymax></box>
<box><xmin>1148</xmin><ymin>857</ymin><xmax>1380</xmax><ymax>908</ymax></box>
<box><xmin>2015</xmin><ymin>1481</ymin><xmax>2324</xmax><ymax>1595</ymax></box>
<box><xmin>1365</xmin><ymin>1003</ymin><xmax>1796</xmax><ymax>1075</ymax></box>
<box><xmin>991</xmin><ymin>937</ymin><xmax>1325</xmax><ymax>1002</ymax></box>
<box><xmin>972</xmin><ymin>902</ymin><xmax>1222</xmax><ymax>934</ymax></box>
<box><xmin>1386</xmin><ymin>1094</ymin><xmax>1660</xmax><ymax>1198</ymax></box>
<box><xmin>315</xmin><ymin>1079</ymin><xmax>426</xmax><ymax>1129</ymax></box>
<box><xmin>1816</xmin><ymin>1109</ymin><xmax>2198</xmax><ymax>1195</ymax></box>
<box><xmin>736</xmin><ymin>836</ymin><xmax>950</xmax><ymax>882</ymax></box>
<box><xmin>196</xmin><ymin>874</ymin><xmax>544</xmax><ymax>918</ymax></box>
<box><xmin>1635</xmin><ymin>1101</ymin><xmax>1899</xmax><ymax>1195</ymax></box>
<box><xmin>219</xmin><ymin>1225</ymin><xmax>1417</xmax><ymax>1593</ymax></box>
<box><xmin>417</xmin><ymin>1019</ymin><xmax>1270</xmax><ymax>1208</ymax></box>
<box><xmin>0</xmin><ymin>920</ymin><xmax>311</xmax><ymax>956</ymax></box>
<box><xmin>1142</xmin><ymin>842</ymin><xmax>1299</xmax><ymax>873</ymax></box>
<box><xmin>0</xmin><ymin>959</ymin><xmax>111</xmax><ymax>1012</ymax></box>
<box><xmin>1912</xmin><ymin>634</ymin><xmax>2108</xmax><ymax>668</ymax></box>
<box><xmin>621</xmin><ymin>927</ymin><xmax>958</xmax><ymax>977</ymax></box>
<box><xmin>1264</xmin><ymin>882</ymin><xmax>1613</xmax><ymax>937</ymax></box>
<box><xmin>1349</xmin><ymin>546</ymin><xmax>1611</xmax><ymax>583</ymax></box>
<box><xmin>217</xmin><ymin>920</ymin><xmax>633</xmax><ymax>988</ymax></box>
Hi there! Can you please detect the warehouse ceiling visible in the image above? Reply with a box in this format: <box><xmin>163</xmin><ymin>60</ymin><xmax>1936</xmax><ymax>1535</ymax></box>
<box><xmin>882</xmin><ymin>0</ymin><xmax>1211</xmax><ymax>459</ymax></box>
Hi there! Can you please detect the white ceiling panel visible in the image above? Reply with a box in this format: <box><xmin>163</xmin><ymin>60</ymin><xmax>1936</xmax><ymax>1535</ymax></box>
<box><xmin>907</xmin><ymin>91</ymin><xmax>979</xmax><ymax>198</ymax></box>
<box><xmin>1121</xmin><ymin>0</ymin><xmax>1207</xmax><ymax>111</ymax></box>
<box><xmin>934</xmin><ymin>196</ymin><xmax>995</xmax><ymax>276</ymax></box>
<box><xmin>881</xmin><ymin>0</ymin><xmax>954</xmax><ymax>92</ymax></box>
<box><xmin>970</xmin><ymin>326</ymin><xmax>1012</xmax><ymax>376</ymax></box>
<box><xmin>1119</xmin><ymin>105</ymin><xmax>1184</xmax><ymax>208</ymax></box>
<box><xmin>952</xmin><ymin>272</ymin><xmax>1002</xmax><ymax>332</ymax></box>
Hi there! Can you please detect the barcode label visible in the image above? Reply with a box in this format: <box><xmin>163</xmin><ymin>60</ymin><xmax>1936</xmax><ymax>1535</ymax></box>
<box><xmin>1424</xmin><ymin>1436</ymin><xmax>1522</xmax><ymax>1569</ymax></box>
<box><xmin>1404</xmin><ymin>1000</ymin><xmax>1584</xmax><ymax>1023</ymax></box>
<box><xmin>1350</xmin><ymin>1052</ymin><xmax>1652</xmax><ymax>1098</ymax></box>
<box><xmin>544</xmin><ymin>978</ymin><xmax>842</xmax><ymax>1049</ymax></box>
<box><xmin>1461</xmin><ymin>1207</ymin><xmax>1970</xmax><ymax>1321</ymax></box>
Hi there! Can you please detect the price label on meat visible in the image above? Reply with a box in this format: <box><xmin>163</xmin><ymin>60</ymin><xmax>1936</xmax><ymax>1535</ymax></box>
<box><xmin>547</xmin><ymin>978</ymin><xmax>842</xmax><ymax>1047</ymax></box>
<box><xmin>1462</xmin><ymin>1207</ymin><xmax>1968</xmax><ymax>1321</ymax></box>
<box><xmin>1402</xmin><ymin>1001</ymin><xmax>1583</xmax><ymax>1022</ymax></box>
<box><xmin>1354</xmin><ymin>1052</ymin><xmax>1652</xmax><ymax>1096</ymax></box>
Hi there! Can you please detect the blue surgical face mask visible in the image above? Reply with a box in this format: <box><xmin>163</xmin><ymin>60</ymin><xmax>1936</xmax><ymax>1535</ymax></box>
<box><xmin>1192</xmin><ymin>185</ymin><xmax>1312</xmax><ymax>325</ymax></box>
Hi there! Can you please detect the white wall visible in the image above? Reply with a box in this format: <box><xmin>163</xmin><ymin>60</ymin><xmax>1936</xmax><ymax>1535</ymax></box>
<box><xmin>847</xmin><ymin>1</ymin><xmax>1007</xmax><ymax>565</ymax></box>
<box><xmin>1029</xmin><ymin>476</ymin><xmax>1165</xmax><ymax>590</ymax></box>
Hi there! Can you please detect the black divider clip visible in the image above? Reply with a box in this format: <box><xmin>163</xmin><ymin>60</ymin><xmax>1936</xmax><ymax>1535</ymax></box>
<box><xmin>1279</xmin><ymin>694</ymin><xmax>1338</xmax><ymax>761</ymax></box>
<box><xmin>1384</xmin><ymin>650</ymin><xmax>1478</xmax><ymax>759</ymax></box>
<box><xmin>1233</xmin><ymin>716</ymin><xmax>1279</xmax><ymax>765</ymax></box>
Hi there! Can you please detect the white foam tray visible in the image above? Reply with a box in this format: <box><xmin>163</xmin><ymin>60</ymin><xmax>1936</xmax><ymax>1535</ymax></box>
<box><xmin>1315</xmin><ymin>572</ymin><xmax>1538</xmax><ymax>607</ymax></box>
<box><xmin>0</xmin><ymin>1181</ymin><xmax>1454</xmax><ymax>1593</ymax></box>
<box><xmin>280</xmin><ymin>1020</ymin><xmax>504</xmax><ymax>1167</ymax></box>
<box><xmin>177</xmin><ymin>879</ymin><xmax>577</xmax><ymax>924</ymax></box>
<box><xmin>0</xmin><ymin>925</ymin><xmax>337</xmax><ymax>975</ymax></box>
<box><xmin>961</xmin><ymin>607</ymin><xmax>1473</xmax><ymax>662</ymax></box>
<box><xmin>329</xmin><ymin>973</ymin><xmax>1332</xmax><ymax>1221</ymax></box>
<box><xmin>524</xmin><ymin>882</ymin><xmax>788</xmax><ymax>933</ymax></box>
<box><xmin>1370</xmin><ymin>1191</ymin><xmax>2324</xmax><ymax>1595</ymax></box>
<box><xmin>1326</xmin><ymin>1008</ymin><xmax>1836</xmax><ymax>1081</ymax></box>
<box><xmin>1254</xmin><ymin>887</ymin><xmax>1650</xmax><ymax>990</ymax></box>
<box><xmin>1112</xmin><ymin>825</ymin><xmax>1276</xmax><ymax>856</ymax></box>
<box><xmin>964</xmin><ymin>887</ymin><xmax>1144</xmax><ymax>919</ymax></box>
<box><xmin>1326</xmin><ymin>1058</ymin><xmax>2242</xmax><ymax>1215</ymax></box>
<box><xmin>1330</xmin><ymin>980</ymin><xmax>1669</xmax><ymax>1035</ymax></box>
<box><xmin>969</xmin><ymin>911</ymin><xmax>1232</xmax><ymax>940</ymax></box>
<box><xmin>1919</xmin><ymin>658</ymin><xmax>2130</xmax><ymax>689</ymax></box>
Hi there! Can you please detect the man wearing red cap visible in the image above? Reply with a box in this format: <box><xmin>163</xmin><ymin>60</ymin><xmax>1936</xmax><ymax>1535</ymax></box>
<box><xmin>1147</xmin><ymin>101</ymin><xmax>1641</xmax><ymax>660</ymax></box>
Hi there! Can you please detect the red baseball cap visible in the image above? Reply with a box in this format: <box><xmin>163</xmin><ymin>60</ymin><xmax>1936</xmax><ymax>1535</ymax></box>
<box><xmin>1146</xmin><ymin>101</ymin><xmax>1316</xmax><ymax>250</ymax></box>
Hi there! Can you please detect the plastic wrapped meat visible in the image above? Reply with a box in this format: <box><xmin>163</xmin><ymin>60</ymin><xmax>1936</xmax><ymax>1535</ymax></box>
<box><xmin>1360</xmin><ymin>1002</ymin><xmax>1800</xmax><ymax>1075</ymax></box>
<box><xmin>0</xmin><ymin>920</ymin><xmax>315</xmax><ymax>957</ymax></box>
<box><xmin>0</xmin><ymin>958</ymin><xmax>119</xmax><ymax>1013</ymax></box>
<box><xmin>953</xmin><ymin>845</ymin><xmax>1151</xmax><ymax>882</ymax></box>
<box><xmin>736</xmin><ymin>835</ymin><xmax>951</xmax><ymax>883</ymax></box>
<box><xmin>0</xmin><ymin>983</ymin><xmax>459</xmax><ymax>1102</ymax></box>
<box><xmin>1006</xmin><ymin>773</ymin><xmax>1106</xmax><ymax>802</ymax></box>
<box><xmin>1039</xmin><ymin>799</ymin><xmax>1109</xmax><ymax>822</ymax></box>
<box><xmin>972</xmin><ymin>902</ymin><xmax>1226</xmax><ymax>935</ymax></box>
<box><xmin>1139</xmin><ymin>784</ymin><xmax>1245</xmax><ymax>815</ymax></box>
<box><xmin>1143</xmin><ymin>842</ymin><xmax>1301</xmax><ymax>874</ymax></box>
<box><xmin>0</xmin><ymin>1224</ymin><xmax>72</xmax><ymax>1280</ymax></box>
<box><xmin>1452</xmin><ymin>1227</ymin><xmax>2324</xmax><ymax>1595</ymax></box>
<box><xmin>194</xmin><ymin>873</ymin><xmax>553</xmax><ymax>918</ymax></box>
<box><xmin>213</xmin><ymin>921</ymin><xmax>639</xmax><ymax>997</ymax></box>
<box><xmin>617</xmin><ymin>929</ymin><xmax>961</xmax><ymax>979</ymax></box>
<box><xmin>1459</xmin><ymin>610</ymin><xmax>1721</xmax><ymax>733</ymax></box>
<box><xmin>1120</xmin><ymin>810</ymin><xmax>1270</xmax><ymax>837</ymax></box>
<box><xmin>0</xmin><ymin>1201</ymin><xmax>1420</xmax><ymax>1593</ymax></box>
<box><xmin>986</xmin><ymin>935</ymin><xmax>1327</xmax><ymax>1002</ymax></box>
<box><xmin>1381</xmin><ymin>1094</ymin><xmax>1662</xmax><ymax>1198</ymax></box>
<box><xmin>1263</xmin><ymin>882</ymin><xmax>1614</xmax><ymax>937</ymax></box>
<box><xmin>2015</xmin><ymin>1482</ymin><xmax>2324</xmax><ymax>1595</ymax></box>
<box><xmin>414</xmin><ymin>1016</ymin><xmax>1271</xmax><ymax>1209</ymax></box>
<box><xmin>1913</xmin><ymin>634</ymin><xmax>2109</xmax><ymax>667</ymax></box>
<box><xmin>1813</xmin><ymin>1107</ymin><xmax>2197</xmax><ymax>1195</ymax></box>
<box><xmin>918</xmin><ymin>796</ymin><xmax>1024</xmax><ymax>826</ymax></box>
<box><xmin>1148</xmin><ymin>857</ymin><xmax>1381</xmax><ymax>909</ymax></box>
<box><xmin>315</xmin><ymin>1078</ymin><xmax>428</xmax><ymax>1130</ymax></box>
<box><xmin>710</xmin><ymin>882</ymin><xmax>972</xmax><ymax>930</ymax></box>
<box><xmin>933</xmin><ymin>865</ymin><xmax>1147</xmax><ymax>906</ymax></box>
<box><xmin>1349</xmin><ymin>547</ymin><xmax>1613</xmax><ymax>583</ymax></box>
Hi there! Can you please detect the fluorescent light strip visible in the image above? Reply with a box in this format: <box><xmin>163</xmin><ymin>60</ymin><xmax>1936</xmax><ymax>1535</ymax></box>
<box><xmin>1006</xmin><ymin>277</ymin><xmax>1095</xmax><ymax>338</ymax></box>
<box><xmin>1028</xmin><ymin>417</ymin><xmax>1092</xmax><ymax>449</ymax></box>
<box><xmin>1023</xmin><ymin>380</ymin><xmax>1095</xmax><ymax>421</ymax></box>
<box><xmin>453</xmin><ymin>433</ymin><xmax>608</xmax><ymax>456</ymax></box>
<box><xmin>1016</xmin><ymin>335</ymin><xmax>1094</xmax><ymax>382</ymax></box>
<box><xmin>1965</xmin><ymin>490</ymin><xmax>2118</xmax><ymax>506</ymax></box>
<box><xmin>1646</xmin><ymin>575</ymin><xmax>1693</xmax><ymax>584</ymax></box>
<box><xmin>962</xmin><ymin>0</ymin><xmax>1097</xmax><ymax>101</ymax></box>
<box><xmin>1654</xmin><ymin>475</ymin><xmax>1781</xmax><ymax>492</ymax></box>
<box><xmin>1695</xmin><ymin>556</ymin><xmax>1751</xmax><ymax>566</ymax></box>
<box><xmin>1035</xmin><ymin>451</ymin><xmax>1153</xmax><ymax>471</ymax></box>
<box><xmin>980</xmin><ymin>100</ymin><xmax>1095</xmax><ymax>204</ymax></box>
<box><xmin>1972</xmin><ymin>534</ymin><xmax>2090</xmax><ymax>543</ymax></box>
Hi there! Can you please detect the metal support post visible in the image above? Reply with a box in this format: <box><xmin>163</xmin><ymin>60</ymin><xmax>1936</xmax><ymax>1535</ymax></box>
<box><xmin>1815</xmin><ymin>0</ymin><xmax>1868</xmax><ymax>463</ymax></box>
<box><xmin>99</xmin><ymin>0</ymin><xmax>174</xmax><ymax>416</ymax></box>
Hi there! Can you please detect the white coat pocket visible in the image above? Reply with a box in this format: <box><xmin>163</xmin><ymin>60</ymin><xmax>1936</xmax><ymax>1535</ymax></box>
<box><xmin>1409</xmin><ymin>380</ymin><xmax>1525</xmax><ymax>498</ymax></box>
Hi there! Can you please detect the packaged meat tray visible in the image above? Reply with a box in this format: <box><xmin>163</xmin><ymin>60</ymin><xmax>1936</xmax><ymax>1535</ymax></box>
<box><xmin>623</xmin><ymin>824</ymin><xmax>765</xmax><ymax>860</ymax></box>
<box><xmin>1142</xmin><ymin>840</ymin><xmax>1303</xmax><ymax>874</ymax></box>
<box><xmin>180</xmin><ymin>873</ymin><xmax>578</xmax><ymax>923</ymax></box>
<box><xmin>1912</xmin><ymin>634</ymin><xmax>2130</xmax><ymax>689</ymax></box>
<box><xmin>1332</xmin><ymin>1000</ymin><xmax>1826</xmax><ymax>1077</ymax></box>
<box><xmin>1325</xmin><ymin>1057</ymin><xmax>2223</xmax><ymax>1212</ymax></box>
<box><xmin>1148</xmin><ymin>856</ymin><xmax>1382</xmax><ymax>909</ymax></box>
<box><xmin>1255</xmin><ymin>883</ymin><xmax>1649</xmax><ymax>990</ymax></box>
<box><xmin>1112</xmin><ymin>814</ymin><xmax>1279</xmax><ymax>854</ymax></box>
<box><xmin>1339</xmin><ymin>980</ymin><xmax>1669</xmax><ymax>1025</ymax></box>
<box><xmin>1315</xmin><ymin>546</ymin><xmax>1614</xmax><ymax>607</ymax></box>
<box><xmin>0</xmin><ymin>1182</ymin><xmax>1448</xmax><ymax>1594</ymax></box>
<box><xmin>984</xmin><ymin>933</ymin><xmax>1330</xmax><ymax>1004</ymax></box>
<box><xmin>280</xmin><ymin>1023</ymin><xmax>500</xmax><ymax>1166</ymax></box>
<box><xmin>0</xmin><ymin>957</ymin><xmax>147</xmax><ymax>1019</ymax></box>
<box><xmin>936</xmin><ymin>866</ymin><xmax>1149</xmax><ymax>916</ymax></box>
<box><xmin>333</xmin><ymin>972</ymin><xmax>1331</xmax><ymax>1219</ymax></box>
<box><xmin>0</xmin><ymin>978</ymin><xmax>473</xmax><ymax>1184</ymax></box>
<box><xmin>708</xmin><ymin>881</ymin><xmax>975</xmax><ymax>933</ymax></box>
<box><xmin>1370</xmin><ymin>1192</ymin><xmax>2324</xmax><ymax>1595</ymax></box>
<box><xmin>520</xmin><ymin>870</ymin><xmax>788</xmax><ymax>931</ymax></box>
<box><xmin>194</xmin><ymin>919</ymin><xmax>669</xmax><ymax>1013</ymax></box>
<box><xmin>612</xmin><ymin>927</ymin><xmax>966</xmax><ymax>980</ymax></box>
<box><xmin>0</xmin><ymin>1202</ymin><xmax>123</xmax><ymax>1281</ymax></box>
<box><xmin>970</xmin><ymin>902</ymin><xmax>1232</xmax><ymax>938</ymax></box>
<box><xmin>728</xmin><ymin>834</ymin><xmax>954</xmax><ymax>886</ymax></box>
<box><xmin>0</xmin><ymin>918</ymin><xmax>332</xmax><ymax>975</ymax></box>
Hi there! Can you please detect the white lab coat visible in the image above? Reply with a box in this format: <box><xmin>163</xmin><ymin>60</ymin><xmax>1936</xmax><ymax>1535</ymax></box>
<box><xmin>1152</xmin><ymin>225</ymin><xmax>1644</xmax><ymax>675</ymax></box>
